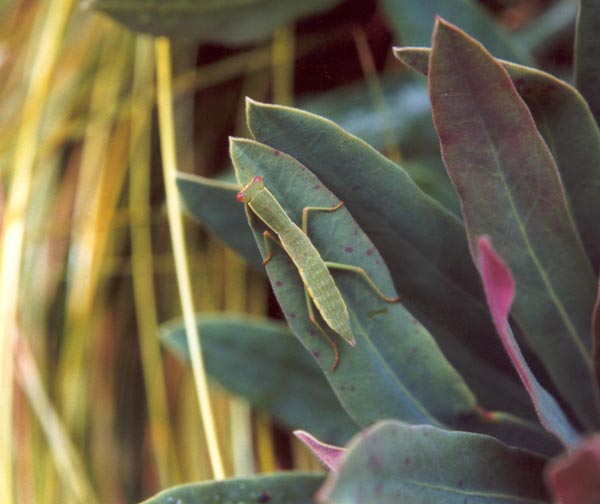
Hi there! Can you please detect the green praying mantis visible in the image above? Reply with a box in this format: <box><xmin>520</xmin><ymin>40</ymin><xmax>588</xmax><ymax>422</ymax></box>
<box><xmin>236</xmin><ymin>169</ymin><xmax>399</xmax><ymax>371</ymax></box>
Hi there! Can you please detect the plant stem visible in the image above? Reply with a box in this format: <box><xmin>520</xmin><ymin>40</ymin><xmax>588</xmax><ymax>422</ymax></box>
<box><xmin>0</xmin><ymin>0</ymin><xmax>75</xmax><ymax>501</ymax></box>
<box><xmin>154</xmin><ymin>36</ymin><xmax>226</xmax><ymax>481</ymax></box>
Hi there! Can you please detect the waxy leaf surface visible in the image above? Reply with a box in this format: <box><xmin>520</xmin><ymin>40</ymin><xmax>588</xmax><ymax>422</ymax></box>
<box><xmin>86</xmin><ymin>0</ymin><xmax>341</xmax><ymax>44</ymax></box>
<box><xmin>141</xmin><ymin>472</ymin><xmax>324</xmax><ymax>504</ymax></box>
<box><xmin>317</xmin><ymin>420</ymin><xmax>550</xmax><ymax>504</ymax></box>
<box><xmin>231</xmin><ymin>137</ymin><xmax>476</xmax><ymax>428</ymax></box>
<box><xmin>160</xmin><ymin>314</ymin><xmax>357</xmax><ymax>445</ymax></box>
<box><xmin>429</xmin><ymin>18</ymin><xmax>600</xmax><ymax>430</ymax></box>
<box><xmin>394</xmin><ymin>46</ymin><xmax>600</xmax><ymax>272</ymax></box>
<box><xmin>246</xmin><ymin>98</ymin><xmax>534</xmax><ymax>420</ymax></box>
<box><xmin>229</xmin><ymin>138</ymin><xmax>557</xmax><ymax>455</ymax></box>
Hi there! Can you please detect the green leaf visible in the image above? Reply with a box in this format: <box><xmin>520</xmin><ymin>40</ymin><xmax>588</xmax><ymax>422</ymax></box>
<box><xmin>379</xmin><ymin>0</ymin><xmax>532</xmax><ymax>65</ymax></box>
<box><xmin>177</xmin><ymin>173</ymin><xmax>263</xmax><ymax>271</ymax></box>
<box><xmin>299</xmin><ymin>77</ymin><xmax>460</xmax><ymax>213</ymax></box>
<box><xmin>575</xmin><ymin>0</ymin><xmax>600</xmax><ymax>126</ymax></box>
<box><xmin>245</xmin><ymin>98</ymin><xmax>534</xmax><ymax>421</ymax></box>
<box><xmin>429</xmin><ymin>18</ymin><xmax>600</xmax><ymax>429</ymax></box>
<box><xmin>394</xmin><ymin>46</ymin><xmax>600</xmax><ymax>272</ymax></box>
<box><xmin>229</xmin><ymin>138</ymin><xmax>558</xmax><ymax>455</ymax></box>
<box><xmin>160</xmin><ymin>313</ymin><xmax>358</xmax><ymax>445</ymax></box>
<box><xmin>317</xmin><ymin>420</ymin><xmax>550</xmax><ymax>504</ymax></box>
<box><xmin>231</xmin><ymin>137</ymin><xmax>476</xmax><ymax>425</ymax></box>
<box><xmin>140</xmin><ymin>472</ymin><xmax>325</xmax><ymax>504</ymax></box>
<box><xmin>85</xmin><ymin>0</ymin><xmax>341</xmax><ymax>44</ymax></box>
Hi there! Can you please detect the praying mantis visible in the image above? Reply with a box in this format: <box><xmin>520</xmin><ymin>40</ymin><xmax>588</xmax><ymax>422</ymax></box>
<box><xmin>236</xmin><ymin>166</ymin><xmax>399</xmax><ymax>371</ymax></box>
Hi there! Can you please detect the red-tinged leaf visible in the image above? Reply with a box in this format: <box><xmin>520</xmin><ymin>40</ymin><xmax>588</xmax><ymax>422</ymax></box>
<box><xmin>429</xmin><ymin>17</ymin><xmax>600</xmax><ymax>430</ymax></box>
<box><xmin>547</xmin><ymin>435</ymin><xmax>600</xmax><ymax>504</ymax></box>
<box><xmin>394</xmin><ymin>46</ymin><xmax>600</xmax><ymax>272</ymax></box>
<box><xmin>477</xmin><ymin>236</ymin><xmax>579</xmax><ymax>449</ymax></box>
<box><xmin>294</xmin><ymin>431</ymin><xmax>346</xmax><ymax>472</ymax></box>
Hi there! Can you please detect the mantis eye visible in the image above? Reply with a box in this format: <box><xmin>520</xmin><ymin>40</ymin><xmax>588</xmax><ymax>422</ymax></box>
<box><xmin>253</xmin><ymin>176</ymin><xmax>263</xmax><ymax>184</ymax></box>
<box><xmin>236</xmin><ymin>190</ymin><xmax>245</xmax><ymax>202</ymax></box>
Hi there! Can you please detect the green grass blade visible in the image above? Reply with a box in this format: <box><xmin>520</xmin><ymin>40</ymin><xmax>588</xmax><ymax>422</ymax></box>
<box><xmin>246</xmin><ymin>98</ymin><xmax>534</xmax><ymax>420</ymax></box>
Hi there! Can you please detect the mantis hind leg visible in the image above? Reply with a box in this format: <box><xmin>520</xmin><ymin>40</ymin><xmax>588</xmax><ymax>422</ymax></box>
<box><xmin>304</xmin><ymin>289</ymin><xmax>340</xmax><ymax>371</ymax></box>
<box><xmin>325</xmin><ymin>262</ymin><xmax>400</xmax><ymax>303</ymax></box>
<box><xmin>261</xmin><ymin>230</ymin><xmax>282</xmax><ymax>265</ymax></box>
<box><xmin>301</xmin><ymin>201</ymin><xmax>344</xmax><ymax>234</ymax></box>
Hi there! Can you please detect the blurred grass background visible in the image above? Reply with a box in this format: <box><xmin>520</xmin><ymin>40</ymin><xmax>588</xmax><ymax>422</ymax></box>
<box><xmin>0</xmin><ymin>0</ymin><xmax>567</xmax><ymax>502</ymax></box>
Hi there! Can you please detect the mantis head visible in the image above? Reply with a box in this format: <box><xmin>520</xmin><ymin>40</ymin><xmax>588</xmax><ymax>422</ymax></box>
<box><xmin>236</xmin><ymin>175</ymin><xmax>264</xmax><ymax>203</ymax></box>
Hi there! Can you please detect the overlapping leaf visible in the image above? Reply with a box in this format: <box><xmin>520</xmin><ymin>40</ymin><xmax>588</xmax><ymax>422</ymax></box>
<box><xmin>394</xmin><ymin>46</ymin><xmax>600</xmax><ymax>271</ymax></box>
<box><xmin>245</xmin><ymin>98</ymin><xmax>533</xmax><ymax>419</ymax></box>
<box><xmin>230</xmin><ymin>137</ymin><xmax>476</xmax><ymax>428</ymax></box>
<box><xmin>141</xmin><ymin>472</ymin><xmax>324</xmax><ymax>504</ymax></box>
<box><xmin>160</xmin><ymin>314</ymin><xmax>358</xmax><ymax>445</ymax></box>
<box><xmin>228</xmin><ymin>138</ymin><xmax>557</xmax><ymax>454</ymax></box>
<box><xmin>428</xmin><ymin>18</ymin><xmax>600</xmax><ymax>429</ymax></box>
<box><xmin>317</xmin><ymin>420</ymin><xmax>550</xmax><ymax>504</ymax></box>
<box><xmin>86</xmin><ymin>0</ymin><xmax>341</xmax><ymax>44</ymax></box>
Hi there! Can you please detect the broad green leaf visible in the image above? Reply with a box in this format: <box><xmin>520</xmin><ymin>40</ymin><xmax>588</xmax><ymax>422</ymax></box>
<box><xmin>429</xmin><ymin>19</ymin><xmax>600</xmax><ymax>429</ymax></box>
<box><xmin>229</xmin><ymin>138</ymin><xmax>557</xmax><ymax>455</ymax></box>
<box><xmin>394</xmin><ymin>47</ymin><xmax>600</xmax><ymax>272</ymax></box>
<box><xmin>231</xmin><ymin>137</ymin><xmax>475</xmax><ymax>426</ymax></box>
<box><xmin>85</xmin><ymin>0</ymin><xmax>341</xmax><ymax>44</ymax></box>
<box><xmin>478</xmin><ymin>236</ymin><xmax>579</xmax><ymax>449</ymax></box>
<box><xmin>317</xmin><ymin>420</ymin><xmax>550</xmax><ymax>504</ymax></box>
<box><xmin>379</xmin><ymin>0</ymin><xmax>532</xmax><ymax>65</ymax></box>
<box><xmin>160</xmin><ymin>313</ymin><xmax>358</xmax><ymax>445</ymax></box>
<box><xmin>177</xmin><ymin>173</ymin><xmax>263</xmax><ymax>271</ymax></box>
<box><xmin>141</xmin><ymin>472</ymin><xmax>324</xmax><ymax>504</ymax></box>
<box><xmin>300</xmin><ymin>77</ymin><xmax>460</xmax><ymax>213</ymax></box>
<box><xmin>245</xmin><ymin>98</ymin><xmax>535</xmax><ymax>421</ymax></box>
<box><xmin>575</xmin><ymin>0</ymin><xmax>600</xmax><ymax>126</ymax></box>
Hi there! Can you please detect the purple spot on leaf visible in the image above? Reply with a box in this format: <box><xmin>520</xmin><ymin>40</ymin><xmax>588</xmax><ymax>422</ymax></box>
<box><xmin>404</xmin><ymin>457</ymin><xmax>411</xmax><ymax>466</ymax></box>
<box><xmin>313</xmin><ymin>184</ymin><xmax>321</xmax><ymax>191</ymax></box>
<box><xmin>366</xmin><ymin>248</ymin><xmax>374</xmax><ymax>256</ymax></box>
<box><xmin>275</xmin><ymin>281</ymin><xmax>283</xmax><ymax>287</ymax></box>
<box><xmin>369</xmin><ymin>454</ymin><xmax>382</xmax><ymax>471</ymax></box>
<box><xmin>289</xmin><ymin>313</ymin><xmax>296</xmax><ymax>319</ymax></box>
<box><xmin>458</xmin><ymin>481</ymin><xmax>464</xmax><ymax>488</ymax></box>
<box><xmin>257</xmin><ymin>490</ymin><xmax>272</xmax><ymax>503</ymax></box>
<box><xmin>312</xmin><ymin>350</ymin><xmax>320</xmax><ymax>359</ymax></box>
<box><xmin>273</xmin><ymin>149</ymin><xmax>281</xmax><ymax>157</ymax></box>
<box><xmin>345</xmin><ymin>246</ymin><xmax>354</xmax><ymax>253</ymax></box>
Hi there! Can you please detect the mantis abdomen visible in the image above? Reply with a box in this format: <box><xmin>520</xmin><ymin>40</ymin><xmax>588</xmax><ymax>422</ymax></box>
<box><xmin>278</xmin><ymin>225</ymin><xmax>354</xmax><ymax>346</ymax></box>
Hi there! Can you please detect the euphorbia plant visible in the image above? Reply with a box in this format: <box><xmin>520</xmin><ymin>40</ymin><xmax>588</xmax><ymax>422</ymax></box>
<box><xmin>150</xmin><ymin>12</ymin><xmax>600</xmax><ymax>504</ymax></box>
